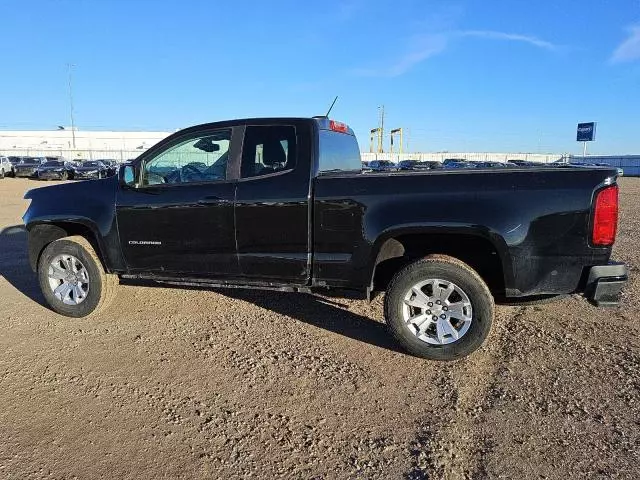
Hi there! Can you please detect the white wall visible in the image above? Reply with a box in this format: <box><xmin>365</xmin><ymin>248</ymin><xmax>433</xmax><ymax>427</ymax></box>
<box><xmin>0</xmin><ymin>130</ymin><xmax>172</xmax><ymax>160</ymax></box>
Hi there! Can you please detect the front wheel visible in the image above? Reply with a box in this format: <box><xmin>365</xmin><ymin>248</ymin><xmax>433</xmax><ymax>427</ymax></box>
<box><xmin>0</xmin><ymin>168</ymin><xmax>4</xmax><ymax>179</ymax></box>
<box><xmin>384</xmin><ymin>255</ymin><xmax>494</xmax><ymax>361</ymax></box>
<box><xmin>37</xmin><ymin>236</ymin><xmax>118</xmax><ymax>317</ymax></box>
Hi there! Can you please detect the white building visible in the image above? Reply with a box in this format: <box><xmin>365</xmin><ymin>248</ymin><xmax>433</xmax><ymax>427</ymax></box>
<box><xmin>0</xmin><ymin>129</ymin><xmax>172</xmax><ymax>160</ymax></box>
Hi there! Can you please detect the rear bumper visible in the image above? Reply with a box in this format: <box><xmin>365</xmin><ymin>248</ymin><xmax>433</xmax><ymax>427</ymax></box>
<box><xmin>74</xmin><ymin>172</ymin><xmax>101</xmax><ymax>179</ymax></box>
<box><xmin>584</xmin><ymin>262</ymin><xmax>628</xmax><ymax>307</ymax></box>
<box><xmin>14</xmin><ymin>168</ymin><xmax>37</xmax><ymax>177</ymax></box>
<box><xmin>38</xmin><ymin>171</ymin><xmax>66</xmax><ymax>180</ymax></box>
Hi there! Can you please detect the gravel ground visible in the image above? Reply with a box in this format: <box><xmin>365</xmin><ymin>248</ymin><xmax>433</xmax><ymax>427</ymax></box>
<box><xmin>0</xmin><ymin>177</ymin><xmax>638</xmax><ymax>479</ymax></box>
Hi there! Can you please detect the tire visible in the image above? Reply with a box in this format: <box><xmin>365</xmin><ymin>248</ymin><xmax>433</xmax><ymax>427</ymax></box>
<box><xmin>384</xmin><ymin>255</ymin><xmax>494</xmax><ymax>361</ymax></box>
<box><xmin>37</xmin><ymin>235</ymin><xmax>118</xmax><ymax>317</ymax></box>
<box><xmin>0</xmin><ymin>168</ymin><xmax>4</xmax><ymax>179</ymax></box>
<box><xmin>61</xmin><ymin>171</ymin><xmax>68</xmax><ymax>180</ymax></box>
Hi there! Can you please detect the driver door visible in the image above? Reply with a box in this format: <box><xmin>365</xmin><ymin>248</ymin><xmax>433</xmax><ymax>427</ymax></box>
<box><xmin>116</xmin><ymin>126</ymin><xmax>240</xmax><ymax>277</ymax></box>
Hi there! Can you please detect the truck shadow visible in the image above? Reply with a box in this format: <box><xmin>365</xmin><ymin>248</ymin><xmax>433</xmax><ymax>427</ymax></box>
<box><xmin>214</xmin><ymin>288</ymin><xmax>406</xmax><ymax>354</ymax></box>
<box><xmin>127</xmin><ymin>280</ymin><xmax>405</xmax><ymax>355</ymax></box>
<box><xmin>0</xmin><ymin>224</ymin><xmax>45</xmax><ymax>305</ymax></box>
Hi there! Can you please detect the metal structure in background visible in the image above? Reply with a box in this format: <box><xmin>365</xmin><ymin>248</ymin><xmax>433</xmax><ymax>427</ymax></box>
<box><xmin>390</xmin><ymin>128</ymin><xmax>403</xmax><ymax>154</ymax></box>
<box><xmin>369</xmin><ymin>128</ymin><xmax>380</xmax><ymax>153</ymax></box>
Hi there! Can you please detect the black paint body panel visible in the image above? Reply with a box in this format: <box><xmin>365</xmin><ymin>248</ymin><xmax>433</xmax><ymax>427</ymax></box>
<box><xmin>312</xmin><ymin>168</ymin><xmax>615</xmax><ymax>295</ymax></box>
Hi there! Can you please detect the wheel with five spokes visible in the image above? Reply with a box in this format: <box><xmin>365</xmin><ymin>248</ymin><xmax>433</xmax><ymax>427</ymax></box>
<box><xmin>37</xmin><ymin>235</ymin><xmax>118</xmax><ymax>317</ymax></box>
<box><xmin>384</xmin><ymin>255</ymin><xmax>494</xmax><ymax>360</ymax></box>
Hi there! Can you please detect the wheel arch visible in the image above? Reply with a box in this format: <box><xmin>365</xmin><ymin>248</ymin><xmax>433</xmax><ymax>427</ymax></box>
<box><xmin>368</xmin><ymin>226</ymin><xmax>514</xmax><ymax>298</ymax></box>
<box><xmin>27</xmin><ymin>220</ymin><xmax>109</xmax><ymax>273</ymax></box>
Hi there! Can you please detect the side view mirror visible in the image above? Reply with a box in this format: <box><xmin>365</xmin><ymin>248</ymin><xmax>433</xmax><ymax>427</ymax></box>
<box><xmin>120</xmin><ymin>164</ymin><xmax>137</xmax><ymax>187</ymax></box>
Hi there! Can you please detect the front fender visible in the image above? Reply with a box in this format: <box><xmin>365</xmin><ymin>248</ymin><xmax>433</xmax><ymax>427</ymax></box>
<box><xmin>22</xmin><ymin>176</ymin><xmax>124</xmax><ymax>272</ymax></box>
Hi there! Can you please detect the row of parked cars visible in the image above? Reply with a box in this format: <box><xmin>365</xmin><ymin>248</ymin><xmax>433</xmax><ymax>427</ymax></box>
<box><xmin>362</xmin><ymin>158</ymin><xmax>544</xmax><ymax>172</ymax></box>
<box><xmin>362</xmin><ymin>158</ymin><xmax>624</xmax><ymax>175</ymax></box>
<box><xmin>0</xmin><ymin>156</ymin><xmax>120</xmax><ymax>180</ymax></box>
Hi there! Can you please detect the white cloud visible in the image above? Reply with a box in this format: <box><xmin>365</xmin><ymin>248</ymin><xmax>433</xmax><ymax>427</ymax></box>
<box><xmin>611</xmin><ymin>24</ymin><xmax>640</xmax><ymax>63</ymax></box>
<box><xmin>352</xmin><ymin>34</ymin><xmax>449</xmax><ymax>77</ymax></box>
<box><xmin>352</xmin><ymin>30</ymin><xmax>558</xmax><ymax>77</ymax></box>
<box><xmin>456</xmin><ymin>30</ymin><xmax>558</xmax><ymax>50</ymax></box>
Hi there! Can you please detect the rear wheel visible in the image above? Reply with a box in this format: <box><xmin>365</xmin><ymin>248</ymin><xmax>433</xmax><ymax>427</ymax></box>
<box><xmin>37</xmin><ymin>236</ymin><xmax>118</xmax><ymax>317</ymax></box>
<box><xmin>0</xmin><ymin>168</ymin><xmax>4</xmax><ymax>179</ymax></box>
<box><xmin>384</xmin><ymin>255</ymin><xmax>494</xmax><ymax>360</ymax></box>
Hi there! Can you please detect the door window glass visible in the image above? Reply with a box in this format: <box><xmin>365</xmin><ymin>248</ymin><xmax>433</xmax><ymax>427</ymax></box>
<box><xmin>241</xmin><ymin>126</ymin><xmax>296</xmax><ymax>178</ymax></box>
<box><xmin>143</xmin><ymin>129</ymin><xmax>231</xmax><ymax>185</ymax></box>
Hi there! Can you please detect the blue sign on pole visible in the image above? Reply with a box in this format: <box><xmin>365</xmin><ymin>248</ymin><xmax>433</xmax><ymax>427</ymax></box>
<box><xmin>577</xmin><ymin>122</ymin><xmax>596</xmax><ymax>142</ymax></box>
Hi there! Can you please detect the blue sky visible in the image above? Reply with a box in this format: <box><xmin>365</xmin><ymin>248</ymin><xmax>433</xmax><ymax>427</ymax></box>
<box><xmin>1</xmin><ymin>0</ymin><xmax>639</xmax><ymax>154</ymax></box>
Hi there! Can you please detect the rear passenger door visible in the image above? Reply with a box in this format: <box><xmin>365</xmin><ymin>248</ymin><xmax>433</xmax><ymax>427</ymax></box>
<box><xmin>234</xmin><ymin>121</ymin><xmax>313</xmax><ymax>284</ymax></box>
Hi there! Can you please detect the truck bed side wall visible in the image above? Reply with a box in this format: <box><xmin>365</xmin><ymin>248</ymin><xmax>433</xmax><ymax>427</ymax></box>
<box><xmin>312</xmin><ymin>168</ymin><xmax>616</xmax><ymax>296</ymax></box>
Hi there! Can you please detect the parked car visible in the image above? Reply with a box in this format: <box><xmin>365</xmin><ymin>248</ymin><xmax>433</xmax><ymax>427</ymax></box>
<box><xmin>0</xmin><ymin>156</ymin><xmax>12</xmax><ymax>178</ymax></box>
<box><xmin>474</xmin><ymin>161</ymin><xmax>508</xmax><ymax>168</ymax></box>
<box><xmin>398</xmin><ymin>160</ymin><xmax>441</xmax><ymax>171</ymax></box>
<box><xmin>36</xmin><ymin>160</ymin><xmax>77</xmax><ymax>180</ymax></box>
<box><xmin>74</xmin><ymin>160</ymin><xmax>110</xmax><ymax>180</ymax></box>
<box><xmin>368</xmin><ymin>160</ymin><xmax>397</xmax><ymax>172</ymax></box>
<box><xmin>397</xmin><ymin>160</ymin><xmax>419</xmax><ymax>170</ymax></box>
<box><xmin>507</xmin><ymin>159</ymin><xmax>539</xmax><ymax>167</ymax></box>
<box><xmin>7</xmin><ymin>156</ymin><xmax>24</xmax><ymax>176</ymax></box>
<box><xmin>442</xmin><ymin>159</ymin><xmax>474</xmax><ymax>169</ymax></box>
<box><xmin>13</xmin><ymin>157</ymin><xmax>44</xmax><ymax>177</ymax></box>
<box><xmin>419</xmin><ymin>161</ymin><xmax>442</xmax><ymax>170</ymax></box>
<box><xmin>507</xmin><ymin>159</ymin><xmax>528</xmax><ymax>166</ymax></box>
<box><xmin>95</xmin><ymin>159</ymin><xmax>119</xmax><ymax>177</ymax></box>
<box><xmin>23</xmin><ymin>117</ymin><xmax>627</xmax><ymax>361</ymax></box>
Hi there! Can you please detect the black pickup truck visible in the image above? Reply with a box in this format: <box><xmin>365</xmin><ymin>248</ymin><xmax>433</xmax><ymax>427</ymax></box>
<box><xmin>22</xmin><ymin>117</ymin><xmax>627</xmax><ymax>360</ymax></box>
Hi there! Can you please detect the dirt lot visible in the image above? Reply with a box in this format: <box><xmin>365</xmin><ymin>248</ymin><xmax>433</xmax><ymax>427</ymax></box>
<box><xmin>0</xmin><ymin>177</ymin><xmax>638</xmax><ymax>479</ymax></box>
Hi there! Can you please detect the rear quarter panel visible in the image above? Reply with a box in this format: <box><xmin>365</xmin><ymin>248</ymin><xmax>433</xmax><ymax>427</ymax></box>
<box><xmin>313</xmin><ymin>167</ymin><xmax>617</xmax><ymax>296</ymax></box>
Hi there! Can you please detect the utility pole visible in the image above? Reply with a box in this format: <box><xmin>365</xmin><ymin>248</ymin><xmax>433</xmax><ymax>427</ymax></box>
<box><xmin>67</xmin><ymin>63</ymin><xmax>76</xmax><ymax>149</ymax></box>
<box><xmin>377</xmin><ymin>105</ymin><xmax>385</xmax><ymax>153</ymax></box>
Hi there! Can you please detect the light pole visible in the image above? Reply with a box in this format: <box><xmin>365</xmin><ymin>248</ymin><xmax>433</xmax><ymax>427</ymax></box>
<box><xmin>67</xmin><ymin>63</ymin><xmax>76</xmax><ymax>149</ymax></box>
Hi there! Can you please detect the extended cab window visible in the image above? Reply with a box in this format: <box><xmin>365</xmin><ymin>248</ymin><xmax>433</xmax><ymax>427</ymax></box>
<box><xmin>241</xmin><ymin>126</ymin><xmax>296</xmax><ymax>178</ymax></box>
<box><xmin>142</xmin><ymin>129</ymin><xmax>231</xmax><ymax>186</ymax></box>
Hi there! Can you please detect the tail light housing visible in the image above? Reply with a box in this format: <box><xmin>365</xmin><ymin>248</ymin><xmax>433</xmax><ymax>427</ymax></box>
<box><xmin>592</xmin><ymin>185</ymin><xmax>619</xmax><ymax>246</ymax></box>
<box><xmin>329</xmin><ymin>120</ymin><xmax>349</xmax><ymax>134</ymax></box>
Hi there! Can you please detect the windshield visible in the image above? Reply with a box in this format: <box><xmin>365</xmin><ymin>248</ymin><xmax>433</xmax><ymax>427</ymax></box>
<box><xmin>43</xmin><ymin>161</ymin><xmax>64</xmax><ymax>167</ymax></box>
<box><xmin>83</xmin><ymin>161</ymin><xmax>102</xmax><ymax>167</ymax></box>
<box><xmin>21</xmin><ymin>157</ymin><xmax>41</xmax><ymax>165</ymax></box>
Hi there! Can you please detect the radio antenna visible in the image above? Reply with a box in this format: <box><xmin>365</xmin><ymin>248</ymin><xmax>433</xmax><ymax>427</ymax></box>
<box><xmin>325</xmin><ymin>96</ymin><xmax>338</xmax><ymax>117</ymax></box>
